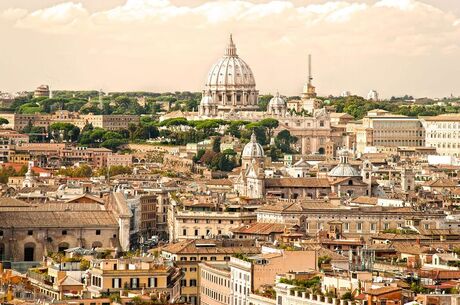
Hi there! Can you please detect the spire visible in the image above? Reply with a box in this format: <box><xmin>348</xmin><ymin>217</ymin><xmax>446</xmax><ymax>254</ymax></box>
<box><xmin>308</xmin><ymin>54</ymin><xmax>312</xmax><ymax>85</ymax></box>
<box><xmin>250</xmin><ymin>131</ymin><xmax>257</xmax><ymax>143</ymax></box>
<box><xmin>225</xmin><ymin>33</ymin><xmax>237</xmax><ymax>56</ymax></box>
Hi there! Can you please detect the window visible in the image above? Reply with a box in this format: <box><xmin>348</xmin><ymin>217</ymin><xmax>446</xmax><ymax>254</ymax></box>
<box><xmin>0</xmin><ymin>230</ymin><xmax>3</xmax><ymax>237</ymax></box>
<box><xmin>130</xmin><ymin>278</ymin><xmax>139</xmax><ymax>289</ymax></box>
<box><xmin>96</xmin><ymin>230</ymin><xmax>101</xmax><ymax>235</ymax></box>
<box><xmin>190</xmin><ymin>267</ymin><xmax>197</xmax><ymax>272</ymax></box>
<box><xmin>180</xmin><ymin>279</ymin><xmax>187</xmax><ymax>287</ymax></box>
<box><xmin>210</xmin><ymin>257</ymin><xmax>217</xmax><ymax>261</ymax></box>
<box><xmin>194</xmin><ymin>229</ymin><xmax>198</xmax><ymax>236</ymax></box>
<box><xmin>27</xmin><ymin>230</ymin><xmax>33</xmax><ymax>236</ymax></box>
<box><xmin>112</xmin><ymin>278</ymin><xmax>122</xmax><ymax>288</ymax></box>
<box><xmin>190</xmin><ymin>279</ymin><xmax>197</xmax><ymax>287</ymax></box>
<box><xmin>370</xmin><ymin>223</ymin><xmax>376</xmax><ymax>232</ymax></box>
<box><xmin>149</xmin><ymin>277</ymin><xmax>158</xmax><ymax>288</ymax></box>
<box><xmin>357</xmin><ymin>223</ymin><xmax>362</xmax><ymax>232</ymax></box>
<box><xmin>182</xmin><ymin>229</ymin><xmax>187</xmax><ymax>236</ymax></box>
<box><xmin>343</xmin><ymin>223</ymin><xmax>349</xmax><ymax>232</ymax></box>
<box><xmin>62</xmin><ymin>230</ymin><xmax>67</xmax><ymax>235</ymax></box>
<box><xmin>384</xmin><ymin>223</ymin><xmax>389</xmax><ymax>230</ymax></box>
<box><xmin>190</xmin><ymin>257</ymin><xmax>197</xmax><ymax>261</ymax></box>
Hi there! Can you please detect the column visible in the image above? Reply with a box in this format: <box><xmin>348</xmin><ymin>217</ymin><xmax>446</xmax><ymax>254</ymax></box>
<box><xmin>302</xmin><ymin>136</ymin><xmax>308</xmax><ymax>155</ymax></box>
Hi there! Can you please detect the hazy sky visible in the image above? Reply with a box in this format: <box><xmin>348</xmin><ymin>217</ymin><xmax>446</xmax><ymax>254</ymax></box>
<box><xmin>1</xmin><ymin>0</ymin><xmax>460</xmax><ymax>98</ymax></box>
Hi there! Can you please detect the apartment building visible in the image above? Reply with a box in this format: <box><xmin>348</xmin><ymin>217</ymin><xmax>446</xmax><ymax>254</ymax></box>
<box><xmin>168</xmin><ymin>200</ymin><xmax>257</xmax><ymax>242</ymax></box>
<box><xmin>198</xmin><ymin>248</ymin><xmax>317</xmax><ymax>305</ymax></box>
<box><xmin>161</xmin><ymin>239</ymin><xmax>259</xmax><ymax>305</ymax></box>
<box><xmin>256</xmin><ymin>199</ymin><xmax>446</xmax><ymax>241</ymax></box>
<box><xmin>199</xmin><ymin>262</ymin><xmax>231</xmax><ymax>305</ymax></box>
<box><xmin>421</xmin><ymin>114</ymin><xmax>460</xmax><ymax>157</ymax></box>
<box><xmin>27</xmin><ymin>261</ymin><xmax>84</xmax><ymax>300</ymax></box>
<box><xmin>87</xmin><ymin>258</ymin><xmax>182</xmax><ymax>302</ymax></box>
<box><xmin>354</xmin><ymin>109</ymin><xmax>425</xmax><ymax>153</ymax></box>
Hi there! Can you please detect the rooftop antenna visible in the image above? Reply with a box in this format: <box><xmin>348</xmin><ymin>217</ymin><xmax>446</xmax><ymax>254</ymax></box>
<box><xmin>308</xmin><ymin>54</ymin><xmax>313</xmax><ymax>86</ymax></box>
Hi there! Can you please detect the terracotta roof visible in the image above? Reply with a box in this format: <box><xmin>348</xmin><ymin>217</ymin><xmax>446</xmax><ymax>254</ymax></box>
<box><xmin>0</xmin><ymin>210</ymin><xmax>118</xmax><ymax>228</ymax></box>
<box><xmin>0</xmin><ymin>198</ymin><xmax>31</xmax><ymax>207</ymax></box>
<box><xmin>66</xmin><ymin>194</ymin><xmax>105</xmax><ymax>204</ymax></box>
<box><xmin>161</xmin><ymin>240</ymin><xmax>260</xmax><ymax>255</ymax></box>
<box><xmin>231</xmin><ymin>223</ymin><xmax>287</xmax><ymax>235</ymax></box>
<box><xmin>265</xmin><ymin>178</ymin><xmax>330</xmax><ymax>188</ymax></box>
<box><xmin>351</xmin><ymin>196</ymin><xmax>378</xmax><ymax>205</ymax></box>
<box><xmin>425</xmin><ymin>178</ymin><xmax>458</xmax><ymax>188</ymax></box>
<box><xmin>206</xmin><ymin>179</ymin><xmax>233</xmax><ymax>186</ymax></box>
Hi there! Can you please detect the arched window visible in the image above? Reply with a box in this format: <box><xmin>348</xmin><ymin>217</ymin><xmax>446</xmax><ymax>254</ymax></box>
<box><xmin>58</xmin><ymin>242</ymin><xmax>69</xmax><ymax>253</ymax></box>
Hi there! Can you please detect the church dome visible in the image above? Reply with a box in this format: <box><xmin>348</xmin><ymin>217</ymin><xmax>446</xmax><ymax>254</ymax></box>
<box><xmin>206</xmin><ymin>34</ymin><xmax>256</xmax><ymax>90</ymax></box>
<box><xmin>328</xmin><ymin>149</ymin><xmax>361</xmax><ymax>177</ymax></box>
<box><xmin>269</xmin><ymin>92</ymin><xmax>286</xmax><ymax>107</ymax></box>
<box><xmin>242</xmin><ymin>132</ymin><xmax>264</xmax><ymax>158</ymax></box>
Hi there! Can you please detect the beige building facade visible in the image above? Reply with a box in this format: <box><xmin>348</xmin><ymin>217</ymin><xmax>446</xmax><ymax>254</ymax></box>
<box><xmin>354</xmin><ymin>109</ymin><xmax>425</xmax><ymax>153</ymax></box>
<box><xmin>0</xmin><ymin>111</ymin><xmax>139</xmax><ymax>131</ymax></box>
<box><xmin>421</xmin><ymin>114</ymin><xmax>460</xmax><ymax>157</ymax></box>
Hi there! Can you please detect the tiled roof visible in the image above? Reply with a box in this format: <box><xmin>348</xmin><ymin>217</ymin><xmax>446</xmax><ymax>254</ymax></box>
<box><xmin>351</xmin><ymin>196</ymin><xmax>378</xmax><ymax>205</ymax></box>
<box><xmin>0</xmin><ymin>210</ymin><xmax>118</xmax><ymax>228</ymax></box>
<box><xmin>231</xmin><ymin>223</ymin><xmax>287</xmax><ymax>235</ymax></box>
<box><xmin>265</xmin><ymin>178</ymin><xmax>330</xmax><ymax>188</ymax></box>
<box><xmin>161</xmin><ymin>240</ymin><xmax>260</xmax><ymax>255</ymax></box>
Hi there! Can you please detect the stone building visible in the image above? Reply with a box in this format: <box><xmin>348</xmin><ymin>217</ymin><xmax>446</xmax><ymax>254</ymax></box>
<box><xmin>0</xmin><ymin>191</ymin><xmax>133</xmax><ymax>262</ymax></box>
<box><xmin>234</xmin><ymin>133</ymin><xmax>266</xmax><ymax>199</ymax></box>
<box><xmin>421</xmin><ymin>114</ymin><xmax>460</xmax><ymax>157</ymax></box>
<box><xmin>0</xmin><ymin>111</ymin><xmax>139</xmax><ymax>131</ymax></box>
<box><xmin>168</xmin><ymin>199</ymin><xmax>257</xmax><ymax>242</ymax></box>
<box><xmin>87</xmin><ymin>257</ymin><xmax>183</xmax><ymax>302</ymax></box>
<box><xmin>354</xmin><ymin>109</ymin><xmax>425</xmax><ymax>153</ymax></box>
<box><xmin>256</xmin><ymin>199</ymin><xmax>447</xmax><ymax>241</ymax></box>
<box><xmin>161</xmin><ymin>239</ymin><xmax>259</xmax><ymax>305</ymax></box>
<box><xmin>34</xmin><ymin>85</ymin><xmax>50</xmax><ymax>98</ymax></box>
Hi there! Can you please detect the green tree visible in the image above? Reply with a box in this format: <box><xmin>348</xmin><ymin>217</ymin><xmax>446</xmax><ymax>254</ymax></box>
<box><xmin>49</xmin><ymin>123</ymin><xmax>80</xmax><ymax>142</ymax></box>
<box><xmin>101</xmin><ymin>138</ymin><xmax>127</xmax><ymax>151</ymax></box>
<box><xmin>258</xmin><ymin>94</ymin><xmax>273</xmax><ymax>111</ymax></box>
<box><xmin>275</xmin><ymin>130</ymin><xmax>298</xmax><ymax>153</ymax></box>
<box><xmin>0</xmin><ymin>117</ymin><xmax>9</xmax><ymax>125</ymax></box>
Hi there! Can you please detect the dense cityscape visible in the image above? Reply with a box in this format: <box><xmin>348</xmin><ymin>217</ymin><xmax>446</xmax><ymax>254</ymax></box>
<box><xmin>2</xmin><ymin>1</ymin><xmax>460</xmax><ymax>305</ymax></box>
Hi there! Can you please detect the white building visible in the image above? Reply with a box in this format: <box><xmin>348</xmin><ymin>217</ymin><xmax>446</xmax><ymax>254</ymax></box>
<box><xmin>421</xmin><ymin>114</ymin><xmax>460</xmax><ymax>157</ymax></box>
<box><xmin>367</xmin><ymin>89</ymin><xmax>379</xmax><ymax>101</ymax></box>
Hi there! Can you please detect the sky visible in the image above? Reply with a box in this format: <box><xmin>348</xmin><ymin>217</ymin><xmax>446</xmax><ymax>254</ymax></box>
<box><xmin>1</xmin><ymin>0</ymin><xmax>460</xmax><ymax>98</ymax></box>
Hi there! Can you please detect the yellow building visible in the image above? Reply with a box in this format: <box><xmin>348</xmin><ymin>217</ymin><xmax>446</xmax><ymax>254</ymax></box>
<box><xmin>87</xmin><ymin>258</ymin><xmax>182</xmax><ymax>303</ymax></box>
<box><xmin>160</xmin><ymin>239</ymin><xmax>260</xmax><ymax>305</ymax></box>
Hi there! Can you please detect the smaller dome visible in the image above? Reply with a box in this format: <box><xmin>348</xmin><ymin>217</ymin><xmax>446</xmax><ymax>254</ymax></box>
<box><xmin>269</xmin><ymin>92</ymin><xmax>285</xmax><ymax>107</ymax></box>
<box><xmin>328</xmin><ymin>149</ymin><xmax>360</xmax><ymax>177</ymax></box>
<box><xmin>242</xmin><ymin>132</ymin><xmax>264</xmax><ymax>158</ymax></box>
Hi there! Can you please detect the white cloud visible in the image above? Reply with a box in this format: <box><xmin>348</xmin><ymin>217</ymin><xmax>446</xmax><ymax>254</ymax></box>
<box><xmin>1</xmin><ymin>8</ymin><xmax>27</xmax><ymax>20</ymax></box>
<box><xmin>15</xmin><ymin>2</ymin><xmax>88</xmax><ymax>31</ymax></box>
